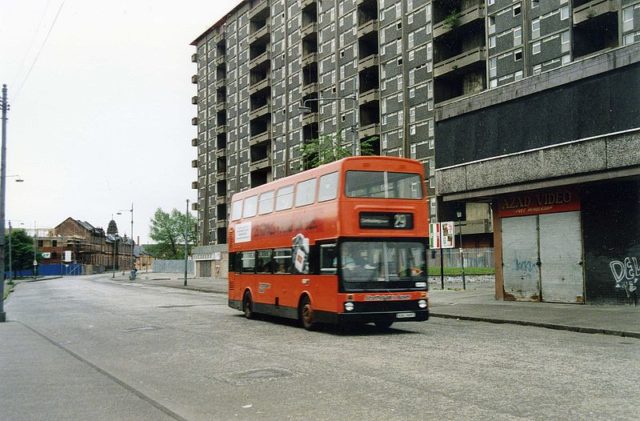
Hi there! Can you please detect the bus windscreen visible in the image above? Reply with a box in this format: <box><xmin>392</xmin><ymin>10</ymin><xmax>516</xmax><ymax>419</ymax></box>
<box><xmin>340</xmin><ymin>241</ymin><xmax>426</xmax><ymax>284</ymax></box>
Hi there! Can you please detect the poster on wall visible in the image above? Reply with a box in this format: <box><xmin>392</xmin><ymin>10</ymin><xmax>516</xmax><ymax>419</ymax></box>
<box><xmin>429</xmin><ymin>222</ymin><xmax>455</xmax><ymax>249</ymax></box>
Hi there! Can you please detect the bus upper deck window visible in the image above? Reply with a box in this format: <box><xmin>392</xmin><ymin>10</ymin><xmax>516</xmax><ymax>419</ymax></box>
<box><xmin>243</xmin><ymin>195</ymin><xmax>258</xmax><ymax>218</ymax></box>
<box><xmin>258</xmin><ymin>191</ymin><xmax>274</xmax><ymax>214</ymax></box>
<box><xmin>295</xmin><ymin>178</ymin><xmax>316</xmax><ymax>207</ymax></box>
<box><xmin>231</xmin><ymin>200</ymin><xmax>243</xmax><ymax>221</ymax></box>
<box><xmin>275</xmin><ymin>185</ymin><xmax>294</xmax><ymax>211</ymax></box>
<box><xmin>318</xmin><ymin>172</ymin><xmax>338</xmax><ymax>202</ymax></box>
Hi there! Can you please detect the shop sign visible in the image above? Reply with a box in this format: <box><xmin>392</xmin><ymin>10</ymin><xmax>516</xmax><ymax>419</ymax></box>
<box><xmin>498</xmin><ymin>189</ymin><xmax>580</xmax><ymax>218</ymax></box>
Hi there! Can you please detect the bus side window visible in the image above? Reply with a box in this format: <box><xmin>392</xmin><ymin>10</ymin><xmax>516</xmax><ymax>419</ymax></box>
<box><xmin>320</xmin><ymin>244</ymin><xmax>337</xmax><ymax>274</ymax></box>
<box><xmin>318</xmin><ymin>172</ymin><xmax>339</xmax><ymax>202</ymax></box>
<box><xmin>256</xmin><ymin>250</ymin><xmax>273</xmax><ymax>273</ymax></box>
<box><xmin>241</xmin><ymin>251</ymin><xmax>255</xmax><ymax>273</ymax></box>
<box><xmin>273</xmin><ymin>248</ymin><xmax>292</xmax><ymax>274</ymax></box>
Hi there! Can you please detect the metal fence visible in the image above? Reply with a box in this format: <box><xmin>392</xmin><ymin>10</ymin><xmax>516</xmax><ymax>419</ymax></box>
<box><xmin>8</xmin><ymin>263</ymin><xmax>85</xmax><ymax>278</ymax></box>
<box><xmin>152</xmin><ymin>259</ymin><xmax>194</xmax><ymax>274</ymax></box>
<box><xmin>428</xmin><ymin>247</ymin><xmax>495</xmax><ymax>269</ymax></box>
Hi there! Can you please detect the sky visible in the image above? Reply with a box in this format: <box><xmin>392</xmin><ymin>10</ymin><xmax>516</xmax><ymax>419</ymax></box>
<box><xmin>1</xmin><ymin>0</ymin><xmax>241</xmax><ymax>243</ymax></box>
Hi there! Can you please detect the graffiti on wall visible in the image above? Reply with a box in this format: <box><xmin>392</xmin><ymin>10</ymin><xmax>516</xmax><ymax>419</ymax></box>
<box><xmin>514</xmin><ymin>258</ymin><xmax>537</xmax><ymax>279</ymax></box>
<box><xmin>609</xmin><ymin>257</ymin><xmax>639</xmax><ymax>303</ymax></box>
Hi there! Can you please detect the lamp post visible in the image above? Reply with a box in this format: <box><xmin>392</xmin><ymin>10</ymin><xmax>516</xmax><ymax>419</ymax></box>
<box><xmin>1</xmin><ymin>84</ymin><xmax>7</xmax><ymax>322</ymax></box>
<box><xmin>298</xmin><ymin>95</ymin><xmax>359</xmax><ymax>156</ymax></box>
<box><xmin>456</xmin><ymin>210</ymin><xmax>466</xmax><ymax>290</ymax></box>
<box><xmin>117</xmin><ymin>203</ymin><xmax>134</xmax><ymax>271</ymax></box>
<box><xmin>33</xmin><ymin>222</ymin><xmax>38</xmax><ymax>279</ymax></box>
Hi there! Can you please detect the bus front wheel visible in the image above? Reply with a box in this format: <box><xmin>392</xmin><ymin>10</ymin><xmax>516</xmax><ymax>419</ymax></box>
<box><xmin>243</xmin><ymin>292</ymin><xmax>255</xmax><ymax>319</ymax></box>
<box><xmin>299</xmin><ymin>296</ymin><xmax>315</xmax><ymax>331</ymax></box>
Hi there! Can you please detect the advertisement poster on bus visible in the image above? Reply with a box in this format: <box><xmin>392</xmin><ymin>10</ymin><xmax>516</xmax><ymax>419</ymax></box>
<box><xmin>292</xmin><ymin>233</ymin><xmax>309</xmax><ymax>274</ymax></box>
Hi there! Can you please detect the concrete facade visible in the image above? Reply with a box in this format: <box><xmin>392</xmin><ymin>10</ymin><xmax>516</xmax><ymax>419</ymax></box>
<box><xmin>190</xmin><ymin>1</ymin><xmax>640</xmax><ymax>304</ymax></box>
<box><xmin>436</xmin><ymin>43</ymin><xmax>640</xmax><ymax>304</ymax></box>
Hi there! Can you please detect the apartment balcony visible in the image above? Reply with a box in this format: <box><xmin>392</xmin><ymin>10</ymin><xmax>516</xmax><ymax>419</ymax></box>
<box><xmin>250</xmin><ymin>155</ymin><xmax>272</xmax><ymax>172</ymax></box>
<box><xmin>302</xmin><ymin>82</ymin><xmax>318</xmax><ymax>96</ymax></box>
<box><xmin>250</xmin><ymin>50</ymin><xmax>271</xmax><ymax>69</ymax></box>
<box><xmin>191</xmin><ymin>202</ymin><xmax>199</xmax><ymax>211</ymax></box>
<box><xmin>434</xmin><ymin>47</ymin><xmax>486</xmax><ymax>78</ymax></box>
<box><xmin>358</xmin><ymin>54</ymin><xmax>379</xmax><ymax>72</ymax></box>
<box><xmin>191</xmin><ymin>159</ymin><xmax>198</xmax><ymax>168</ymax></box>
<box><xmin>191</xmin><ymin>74</ymin><xmax>198</xmax><ymax>84</ymax></box>
<box><xmin>250</xmin><ymin>130</ymin><xmax>271</xmax><ymax>146</ymax></box>
<box><xmin>216</xmin><ymin>219</ymin><xmax>227</xmax><ymax>229</ymax></box>
<box><xmin>358</xmin><ymin>88</ymin><xmax>379</xmax><ymax>105</ymax></box>
<box><xmin>191</xmin><ymin>53</ymin><xmax>198</xmax><ymax>63</ymax></box>
<box><xmin>191</xmin><ymin>138</ymin><xmax>198</xmax><ymax>147</ymax></box>
<box><xmin>301</xmin><ymin>0</ymin><xmax>315</xmax><ymax>8</ymax></box>
<box><xmin>216</xmin><ymin>148</ymin><xmax>226</xmax><ymax>158</ymax></box>
<box><xmin>359</xmin><ymin>123</ymin><xmax>380</xmax><ymax>138</ymax></box>
<box><xmin>192</xmin><ymin>181</ymin><xmax>199</xmax><ymax>189</ymax></box>
<box><xmin>573</xmin><ymin>0</ymin><xmax>617</xmax><ymax>24</ymax></box>
<box><xmin>191</xmin><ymin>117</ymin><xmax>198</xmax><ymax>126</ymax></box>
<box><xmin>250</xmin><ymin>76</ymin><xmax>271</xmax><ymax>94</ymax></box>
<box><xmin>250</xmin><ymin>23</ymin><xmax>271</xmax><ymax>44</ymax></box>
<box><xmin>249</xmin><ymin>3</ymin><xmax>268</xmax><ymax>20</ymax></box>
<box><xmin>302</xmin><ymin>52</ymin><xmax>318</xmax><ymax>67</ymax></box>
<box><xmin>215</xmin><ymin>77</ymin><xmax>226</xmax><ymax>89</ymax></box>
<box><xmin>358</xmin><ymin>19</ymin><xmax>378</xmax><ymax>38</ymax></box>
<box><xmin>216</xmin><ymin>195</ymin><xmax>227</xmax><ymax>205</ymax></box>
<box><xmin>191</xmin><ymin>95</ymin><xmax>198</xmax><ymax>105</ymax></box>
<box><xmin>433</xmin><ymin>2</ymin><xmax>485</xmax><ymax>39</ymax></box>
<box><xmin>250</xmin><ymin>103</ymin><xmax>271</xmax><ymax>119</ymax></box>
<box><xmin>213</xmin><ymin>55</ymin><xmax>225</xmax><ymax>67</ymax></box>
<box><xmin>216</xmin><ymin>124</ymin><xmax>227</xmax><ymax>135</ymax></box>
<box><xmin>301</xmin><ymin>22</ymin><xmax>318</xmax><ymax>39</ymax></box>
<box><xmin>215</xmin><ymin>101</ymin><xmax>226</xmax><ymax>113</ymax></box>
<box><xmin>302</xmin><ymin>111</ymin><xmax>318</xmax><ymax>126</ymax></box>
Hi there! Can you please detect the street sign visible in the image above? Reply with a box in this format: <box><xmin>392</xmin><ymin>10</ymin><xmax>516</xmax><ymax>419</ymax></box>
<box><xmin>429</xmin><ymin>221</ymin><xmax>455</xmax><ymax>249</ymax></box>
<box><xmin>429</xmin><ymin>223</ymin><xmax>441</xmax><ymax>249</ymax></box>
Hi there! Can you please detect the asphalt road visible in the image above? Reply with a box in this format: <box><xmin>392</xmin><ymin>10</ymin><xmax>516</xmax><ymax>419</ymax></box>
<box><xmin>2</xmin><ymin>275</ymin><xmax>639</xmax><ymax>420</ymax></box>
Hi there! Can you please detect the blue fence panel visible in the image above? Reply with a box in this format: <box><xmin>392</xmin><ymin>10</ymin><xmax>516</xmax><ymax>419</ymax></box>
<box><xmin>8</xmin><ymin>263</ymin><xmax>84</xmax><ymax>278</ymax></box>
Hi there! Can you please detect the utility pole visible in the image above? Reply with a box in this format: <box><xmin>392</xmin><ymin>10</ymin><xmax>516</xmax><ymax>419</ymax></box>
<box><xmin>1</xmin><ymin>84</ymin><xmax>9</xmax><ymax>322</ymax></box>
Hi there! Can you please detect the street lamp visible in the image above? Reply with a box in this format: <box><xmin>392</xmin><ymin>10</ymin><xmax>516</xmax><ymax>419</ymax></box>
<box><xmin>117</xmin><ymin>203</ymin><xmax>134</xmax><ymax>272</ymax></box>
<box><xmin>456</xmin><ymin>210</ymin><xmax>466</xmax><ymax>290</ymax></box>
<box><xmin>298</xmin><ymin>95</ymin><xmax>359</xmax><ymax>156</ymax></box>
<box><xmin>1</xmin><ymin>84</ymin><xmax>8</xmax><ymax>322</ymax></box>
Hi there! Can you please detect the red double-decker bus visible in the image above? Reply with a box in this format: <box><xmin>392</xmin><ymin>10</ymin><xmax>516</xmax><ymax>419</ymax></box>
<box><xmin>228</xmin><ymin>156</ymin><xmax>429</xmax><ymax>330</ymax></box>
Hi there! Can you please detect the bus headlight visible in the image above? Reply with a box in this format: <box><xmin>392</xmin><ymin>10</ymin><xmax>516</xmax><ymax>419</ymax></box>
<box><xmin>344</xmin><ymin>302</ymin><xmax>354</xmax><ymax>312</ymax></box>
<box><xmin>418</xmin><ymin>299</ymin><xmax>428</xmax><ymax>309</ymax></box>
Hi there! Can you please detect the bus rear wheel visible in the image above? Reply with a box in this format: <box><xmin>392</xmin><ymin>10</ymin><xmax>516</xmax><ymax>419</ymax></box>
<box><xmin>299</xmin><ymin>296</ymin><xmax>315</xmax><ymax>331</ymax></box>
<box><xmin>243</xmin><ymin>292</ymin><xmax>255</xmax><ymax>319</ymax></box>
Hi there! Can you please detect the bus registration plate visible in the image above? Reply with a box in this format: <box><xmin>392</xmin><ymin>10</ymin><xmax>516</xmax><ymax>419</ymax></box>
<box><xmin>396</xmin><ymin>312</ymin><xmax>415</xmax><ymax>319</ymax></box>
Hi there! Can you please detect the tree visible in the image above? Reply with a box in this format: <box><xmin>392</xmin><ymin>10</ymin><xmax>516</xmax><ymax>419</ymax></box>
<box><xmin>300</xmin><ymin>133</ymin><xmax>377</xmax><ymax>170</ymax></box>
<box><xmin>147</xmin><ymin>208</ymin><xmax>197</xmax><ymax>259</ymax></box>
<box><xmin>4</xmin><ymin>229</ymin><xmax>36</xmax><ymax>274</ymax></box>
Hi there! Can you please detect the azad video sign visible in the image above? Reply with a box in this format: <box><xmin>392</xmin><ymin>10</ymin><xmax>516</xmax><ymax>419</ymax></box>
<box><xmin>429</xmin><ymin>221</ymin><xmax>455</xmax><ymax>249</ymax></box>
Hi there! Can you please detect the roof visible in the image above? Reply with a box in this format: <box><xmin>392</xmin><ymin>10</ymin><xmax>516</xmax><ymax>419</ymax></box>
<box><xmin>190</xmin><ymin>0</ymin><xmax>249</xmax><ymax>46</ymax></box>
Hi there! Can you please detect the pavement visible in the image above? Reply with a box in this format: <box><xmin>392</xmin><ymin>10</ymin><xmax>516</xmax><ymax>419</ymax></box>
<box><xmin>124</xmin><ymin>272</ymin><xmax>640</xmax><ymax>339</ymax></box>
<box><xmin>3</xmin><ymin>273</ymin><xmax>639</xmax><ymax>338</ymax></box>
